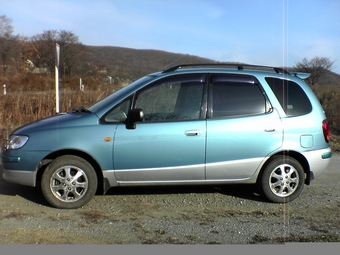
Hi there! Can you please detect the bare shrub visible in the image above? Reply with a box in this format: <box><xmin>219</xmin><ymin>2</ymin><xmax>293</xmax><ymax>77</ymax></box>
<box><xmin>312</xmin><ymin>85</ymin><xmax>340</xmax><ymax>132</ymax></box>
<box><xmin>0</xmin><ymin>89</ymin><xmax>111</xmax><ymax>145</ymax></box>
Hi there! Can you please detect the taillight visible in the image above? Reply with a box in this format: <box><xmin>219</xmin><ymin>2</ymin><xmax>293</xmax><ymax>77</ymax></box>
<box><xmin>322</xmin><ymin>119</ymin><xmax>330</xmax><ymax>143</ymax></box>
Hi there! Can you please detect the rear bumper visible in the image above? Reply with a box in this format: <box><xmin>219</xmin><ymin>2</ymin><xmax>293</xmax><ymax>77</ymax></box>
<box><xmin>302</xmin><ymin>147</ymin><xmax>332</xmax><ymax>178</ymax></box>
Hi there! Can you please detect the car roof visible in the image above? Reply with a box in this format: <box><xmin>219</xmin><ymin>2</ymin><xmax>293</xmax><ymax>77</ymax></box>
<box><xmin>158</xmin><ymin>63</ymin><xmax>310</xmax><ymax>80</ymax></box>
<box><xmin>162</xmin><ymin>63</ymin><xmax>290</xmax><ymax>74</ymax></box>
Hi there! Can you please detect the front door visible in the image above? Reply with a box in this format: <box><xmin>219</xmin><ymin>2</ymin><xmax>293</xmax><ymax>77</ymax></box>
<box><xmin>113</xmin><ymin>74</ymin><xmax>207</xmax><ymax>183</ymax></box>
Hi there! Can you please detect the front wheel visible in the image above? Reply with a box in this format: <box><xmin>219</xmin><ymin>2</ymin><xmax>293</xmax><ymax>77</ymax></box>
<box><xmin>41</xmin><ymin>155</ymin><xmax>98</xmax><ymax>209</ymax></box>
<box><xmin>260</xmin><ymin>156</ymin><xmax>305</xmax><ymax>203</ymax></box>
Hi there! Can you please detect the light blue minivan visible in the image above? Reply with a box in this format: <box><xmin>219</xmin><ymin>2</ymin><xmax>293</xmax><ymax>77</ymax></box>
<box><xmin>1</xmin><ymin>64</ymin><xmax>332</xmax><ymax>209</ymax></box>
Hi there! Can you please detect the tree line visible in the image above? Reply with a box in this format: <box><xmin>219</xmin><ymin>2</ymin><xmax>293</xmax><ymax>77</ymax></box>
<box><xmin>0</xmin><ymin>14</ymin><xmax>336</xmax><ymax>87</ymax></box>
<box><xmin>0</xmin><ymin>15</ymin><xmax>90</xmax><ymax>78</ymax></box>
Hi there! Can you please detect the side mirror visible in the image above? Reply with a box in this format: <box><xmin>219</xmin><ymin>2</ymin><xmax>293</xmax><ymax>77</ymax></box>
<box><xmin>126</xmin><ymin>108</ymin><xmax>144</xmax><ymax>129</ymax></box>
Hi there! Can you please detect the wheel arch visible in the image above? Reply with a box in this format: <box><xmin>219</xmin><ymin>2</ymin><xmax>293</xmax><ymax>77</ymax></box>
<box><xmin>258</xmin><ymin>150</ymin><xmax>311</xmax><ymax>185</ymax></box>
<box><xmin>36</xmin><ymin>149</ymin><xmax>105</xmax><ymax>195</ymax></box>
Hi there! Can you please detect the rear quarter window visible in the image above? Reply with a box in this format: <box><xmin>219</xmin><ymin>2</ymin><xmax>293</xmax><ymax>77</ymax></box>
<box><xmin>265</xmin><ymin>77</ymin><xmax>312</xmax><ymax>116</ymax></box>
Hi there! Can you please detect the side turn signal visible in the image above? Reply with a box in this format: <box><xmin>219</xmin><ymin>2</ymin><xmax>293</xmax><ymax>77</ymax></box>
<box><xmin>104</xmin><ymin>137</ymin><xmax>112</xmax><ymax>142</ymax></box>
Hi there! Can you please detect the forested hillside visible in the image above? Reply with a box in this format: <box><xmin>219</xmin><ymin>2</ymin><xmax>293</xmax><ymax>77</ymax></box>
<box><xmin>85</xmin><ymin>46</ymin><xmax>340</xmax><ymax>87</ymax></box>
<box><xmin>85</xmin><ymin>45</ymin><xmax>217</xmax><ymax>81</ymax></box>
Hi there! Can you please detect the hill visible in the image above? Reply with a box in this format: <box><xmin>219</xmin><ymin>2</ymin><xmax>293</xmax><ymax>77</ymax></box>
<box><xmin>85</xmin><ymin>46</ymin><xmax>217</xmax><ymax>81</ymax></box>
<box><xmin>316</xmin><ymin>70</ymin><xmax>340</xmax><ymax>86</ymax></box>
<box><xmin>85</xmin><ymin>46</ymin><xmax>340</xmax><ymax>86</ymax></box>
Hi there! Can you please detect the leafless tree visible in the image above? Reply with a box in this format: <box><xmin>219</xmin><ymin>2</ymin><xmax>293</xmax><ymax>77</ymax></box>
<box><xmin>0</xmin><ymin>15</ymin><xmax>18</xmax><ymax>76</ymax></box>
<box><xmin>293</xmin><ymin>57</ymin><xmax>335</xmax><ymax>86</ymax></box>
<box><xmin>31</xmin><ymin>30</ymin><xmax>58</xmax><ymax>74</ymax></box>
<box><xmin>31</xmin><ymin>30</ymin><xmax>86</xmax><ymax>76</ymax></box>
<box><xmin>58</xmin><ymin>30</ymin><xmax>85</xmax><ymax>76</ymax></box>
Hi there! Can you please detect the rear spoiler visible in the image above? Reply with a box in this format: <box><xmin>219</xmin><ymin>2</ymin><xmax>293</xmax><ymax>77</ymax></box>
<box><xmin>293</xmin><ymin>72</ymin><xmax>311</xmax><ymax>80</ymax></box>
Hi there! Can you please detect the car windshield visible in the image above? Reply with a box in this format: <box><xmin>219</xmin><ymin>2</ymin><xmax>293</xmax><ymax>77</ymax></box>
<box><xmin>87</xmin><ymin>75</ymin><xmax>155</xmax><ymax>114</ymax></box>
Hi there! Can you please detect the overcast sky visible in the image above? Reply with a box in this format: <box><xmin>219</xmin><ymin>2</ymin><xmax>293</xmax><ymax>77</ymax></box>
<box><xmin>2</xmin><ymin>0</ymin><xmax>340</xmax><ymax>74</ymax></box>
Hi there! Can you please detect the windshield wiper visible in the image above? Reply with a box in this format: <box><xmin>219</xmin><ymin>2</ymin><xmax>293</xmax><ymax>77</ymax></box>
<box><xmin>73</xmin><ymin>107</ymin><xmax>92</xmax><ymax>113</ymax></box>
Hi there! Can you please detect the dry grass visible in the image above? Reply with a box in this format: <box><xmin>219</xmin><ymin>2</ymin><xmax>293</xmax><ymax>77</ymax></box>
<box><xmin>312</xmin><ymin>85</ymin><xmax>340</xmax><ymax>131</ymax></box>
<box><xmin>0</xmin><ymin>89</ymin><xmax>112</xmax><ymax>144</ymax></box>
<box><xmin>1</xmin><ymin>211</ymin><xmax>33</xmax><ymax>220</ymax></box>
<box><xmin>312</xmin><ymin>85</ymin><xmax>340</xmax><ymax>153</ymax></box>
<box><xmin>78</xmin><ymin>210</ymin><xmax>108</xmax><ymax>223</ymax></box>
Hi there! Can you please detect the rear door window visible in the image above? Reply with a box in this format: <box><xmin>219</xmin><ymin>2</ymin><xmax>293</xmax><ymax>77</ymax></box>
<box><xmin>210</xmin><ymin>74</ymin><xmax>268</xmax><ymax>118</ymax></box>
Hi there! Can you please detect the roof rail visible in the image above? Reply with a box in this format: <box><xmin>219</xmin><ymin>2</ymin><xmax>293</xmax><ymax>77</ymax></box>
<box><xmin>162</xmin><ymin>63</ymin><xmax>291</xmax><ymax>75</ymax></box>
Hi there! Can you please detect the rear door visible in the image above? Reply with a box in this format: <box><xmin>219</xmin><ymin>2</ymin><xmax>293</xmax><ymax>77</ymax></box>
<box><xmin>205</xmin><ymin>74</ymin><xmax>283</xmax><ymax>180</ymax></box>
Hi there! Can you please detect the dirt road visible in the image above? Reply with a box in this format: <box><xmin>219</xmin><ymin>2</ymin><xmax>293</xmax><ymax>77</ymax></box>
<box><xmin>0</xmin><ymin>155</ymin><xmax>339</xmax><ymax>244</ymax></box>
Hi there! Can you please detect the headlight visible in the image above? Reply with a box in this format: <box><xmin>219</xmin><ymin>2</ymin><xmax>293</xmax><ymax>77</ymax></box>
<box><xmin>6</xmin><ymin>135</ymin><xmax>29</xmax><ymax>150</ymax></box>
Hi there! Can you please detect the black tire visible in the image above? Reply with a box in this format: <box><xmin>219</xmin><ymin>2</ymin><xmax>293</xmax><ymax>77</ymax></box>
<box><xmin>41</xmin><ymin>155</ymin><xmax>98</xmax><ymax>209</ymax></box>
<box><xmin>260</xmin><ymin>156</ymin><xmax>305</xmax><ymax>203</ymax></box>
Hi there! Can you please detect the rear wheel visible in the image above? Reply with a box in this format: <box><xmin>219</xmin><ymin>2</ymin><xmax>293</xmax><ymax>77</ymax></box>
<box><xmin>41</xmin><ymin>155</ymin><xmax>97</xmax><ymax>209</ymax></box>
<box><xmin>260</xmin><ymin>156</ymin><xmax>305</xmax><ymax>203</ymax></box>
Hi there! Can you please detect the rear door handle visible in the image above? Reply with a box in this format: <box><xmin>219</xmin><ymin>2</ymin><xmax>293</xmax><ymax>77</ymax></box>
<box><xmin>185</xmin><ymin>130</ymin><xmax>202</xmax><ymax>136</ymax></box>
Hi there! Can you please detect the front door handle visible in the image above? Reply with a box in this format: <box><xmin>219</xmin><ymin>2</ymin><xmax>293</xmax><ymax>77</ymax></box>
<box><xmin>185</xmin><ymin>130</ymin><xmax>202</xmax><ymax>136</ymax></box>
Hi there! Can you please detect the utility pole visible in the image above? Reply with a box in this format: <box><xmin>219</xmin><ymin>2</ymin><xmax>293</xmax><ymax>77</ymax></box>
<box><xmin>55</xmin><ymin>43</ymin><xmax>60</xmax><ymax>113</ymax></box>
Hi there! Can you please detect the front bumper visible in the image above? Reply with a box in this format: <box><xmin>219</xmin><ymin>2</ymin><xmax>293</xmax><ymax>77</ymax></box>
<box><xmin>1</xmin><ymin>148</ymin><xmax>42</xmax><ymax>187</ymax></box>
<box><xmin>2</xmin><ymin>168</ymin><xmax>37</xmax><ymax>187</ymax></box>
